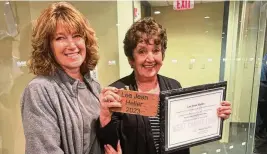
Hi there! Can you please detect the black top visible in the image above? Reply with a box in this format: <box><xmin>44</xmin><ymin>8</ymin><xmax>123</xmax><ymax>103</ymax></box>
<box><xmin>96</xmin><ymin>72</ymin><xmax>190</xmax><ymax>154</ymax></box>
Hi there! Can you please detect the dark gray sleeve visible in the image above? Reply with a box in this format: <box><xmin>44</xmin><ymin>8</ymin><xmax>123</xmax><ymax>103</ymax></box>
<box><xmin>96</xmin><ymin>112</ymin><xmax>121</xmax><ymax>149</ymax></box>
<box><xmin>21</xmin><ymin>83</ymin><xmax>64</xmax><ymax>154</ymax></box>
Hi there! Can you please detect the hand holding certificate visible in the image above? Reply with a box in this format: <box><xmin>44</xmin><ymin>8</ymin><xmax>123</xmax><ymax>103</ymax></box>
<box><xmin>160</xmin><ymin>81</ymin><xmax>227</xmax><ymax>154</ymax></box>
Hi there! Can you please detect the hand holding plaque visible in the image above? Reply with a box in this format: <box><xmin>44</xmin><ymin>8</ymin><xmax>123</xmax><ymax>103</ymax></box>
<box><xmin>111</xmin><ymin>89</ymin><xmax>159</xmax><ymax>116</ymax></box>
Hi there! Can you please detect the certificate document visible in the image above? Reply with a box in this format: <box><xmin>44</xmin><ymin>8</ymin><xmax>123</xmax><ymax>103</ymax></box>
<box><xmin>160</xmin><ymin>81</ymin><xmax>226</xmax><ymax>153</ymax></box>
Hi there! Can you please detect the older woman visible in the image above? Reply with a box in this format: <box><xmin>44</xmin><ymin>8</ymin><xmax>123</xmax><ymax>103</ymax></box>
<box><xmin>97</xmin><ymin>17</ymin><xmax>231</xmax><ymax>154</ymax></box>
<box><xmin>21</xmin><ymin>2</ymin><xmax>103</xmax><ymax>154</ymax></box>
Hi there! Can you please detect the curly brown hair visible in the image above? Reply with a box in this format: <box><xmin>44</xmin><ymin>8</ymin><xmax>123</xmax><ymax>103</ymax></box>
<box><xmin>28</xmin><ymin>2</ymin><xmax>99</xmax><ymax>76</ymax></box>
<box><xmin>123</xmin><ymin>17</ymin><xmax>167</xmax><ymax>60</ymax></box>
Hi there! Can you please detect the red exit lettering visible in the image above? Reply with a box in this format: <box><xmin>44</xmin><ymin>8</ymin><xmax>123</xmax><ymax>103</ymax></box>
<box><xmin>177</xmin><ymin>0</ymin><xmax>191</xmax><ymax>9</ymax></box>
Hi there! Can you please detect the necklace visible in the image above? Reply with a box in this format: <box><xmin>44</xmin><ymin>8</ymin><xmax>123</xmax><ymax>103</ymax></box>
<box><xmin>136</xmin><ymin>79</ymin><xmax>160</xmax><ymax>94</ymax></box>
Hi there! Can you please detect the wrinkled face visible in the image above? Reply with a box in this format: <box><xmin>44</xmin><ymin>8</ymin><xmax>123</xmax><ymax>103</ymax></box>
<box><xmin>50</xmin><ymin>23</ymin><xmax>86</xmax><ymax>72</ymax></box>
<box><xmin>129</xmin><ymin>37</ymin><xmax>163</xmax><ymax>80</ymax></box>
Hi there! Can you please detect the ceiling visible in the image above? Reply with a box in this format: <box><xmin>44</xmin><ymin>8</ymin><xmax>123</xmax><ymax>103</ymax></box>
<box><xmin>148</xmin><ymin>0</ymin><xmax>225</xmax><ymax>7</ymax></box>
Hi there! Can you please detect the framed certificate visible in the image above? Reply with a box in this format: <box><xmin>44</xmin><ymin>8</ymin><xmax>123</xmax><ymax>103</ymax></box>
<box><xmin>159</xmin><ymin>81</ymin><xmax>227</xmax><ymax>154</ymax></box>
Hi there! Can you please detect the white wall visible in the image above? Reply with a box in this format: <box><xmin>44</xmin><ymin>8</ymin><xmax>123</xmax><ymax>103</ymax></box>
<box><xmin>117</xmin><ymin>1</ymin><xmax>134</xmax><ymax>78</ymax></box>
<box><xmin>152</xmin><ymin>2</ymin><xmax>224</xmax><ymax>87</ymax></box>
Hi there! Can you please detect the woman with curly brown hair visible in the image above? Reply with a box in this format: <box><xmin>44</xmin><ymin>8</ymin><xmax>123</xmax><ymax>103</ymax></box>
<box><xmin>97</xmin><ymin>17</ymin><xmax>232</xmax><ymax>154</ymax></box>
<box><xmin>21</xmin><ymin>2</ymin><xmax>105</xmax><ymax>154</ymax></box>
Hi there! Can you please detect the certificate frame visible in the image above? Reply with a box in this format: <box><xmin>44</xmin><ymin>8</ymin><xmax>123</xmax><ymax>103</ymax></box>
<box><xmin>159</xmin><ymin>81</ymin><xmax>227</xmax><ymax>154</ymax></box>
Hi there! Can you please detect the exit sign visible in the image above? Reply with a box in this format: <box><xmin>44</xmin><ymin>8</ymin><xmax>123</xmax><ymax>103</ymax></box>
<box><xmin>173</xmin><ymin>0</ymin><xmax>194</xmax><ymax>11</ymax></box>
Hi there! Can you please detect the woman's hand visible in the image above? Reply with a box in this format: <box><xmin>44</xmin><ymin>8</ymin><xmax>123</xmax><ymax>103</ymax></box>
<box><xmin>99</xmin><ymin>87</ymin><xmax>121</xmax><ymax>127</ymax></box>
<box><xmin>217</xmin><ymin>101</ymin><xmax>231</xmax><ymax>119</ymax></box>
<box><xmin>104</xmin><ymin>141</ymin><xmax>122</xmax><ymax>154</ymax></box>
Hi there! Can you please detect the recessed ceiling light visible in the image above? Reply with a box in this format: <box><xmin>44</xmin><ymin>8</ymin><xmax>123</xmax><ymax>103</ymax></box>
<box><xmin>204</xmin><ymin>16</ymin><xmax>210</xmax><ymax>19</ymax></box>
<box><xmin>154</xmin><ymin>11</ymin><xmax>161</xmax><ymax>15</ymax></box>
